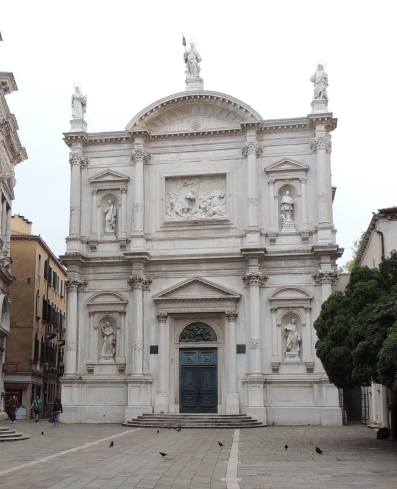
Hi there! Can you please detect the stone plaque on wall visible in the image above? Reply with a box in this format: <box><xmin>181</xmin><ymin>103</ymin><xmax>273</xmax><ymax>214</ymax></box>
<box><xmin>165</xmin><ymin>174</ymin><xmax>227</xmax><ymax>221</ymax></box>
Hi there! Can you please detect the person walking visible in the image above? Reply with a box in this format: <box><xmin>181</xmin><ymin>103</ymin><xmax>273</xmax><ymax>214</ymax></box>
<box><xmin>52</xmin><ymin>398</ymin><xmax>62</xmax><ymax>427</ymax></box>
<box><xmin>31</xmin><ymin>395</ymin><xmax>42</xmax><ymax>422</ymax></box>
<box><xmin>9</xmin><ymin>395</ymin><xmax>19</xmax><ymax>423</ymax></box>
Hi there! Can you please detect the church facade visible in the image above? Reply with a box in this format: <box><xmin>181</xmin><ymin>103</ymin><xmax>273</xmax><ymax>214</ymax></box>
<box><xmin>61</xmin><ymin>59</ymin><xmax>343</xmax><ymax>425</ymax></box>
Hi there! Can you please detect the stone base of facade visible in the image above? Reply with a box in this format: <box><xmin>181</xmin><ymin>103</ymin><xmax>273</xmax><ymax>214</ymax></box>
<box><xmin>226</xmin><ymin>392</ymin><xmax>240</xmax><ymax>414</ymax></box>
<box><xmin>154</xmin><ymin>393</ymin><xmax>169</xmax><ymax>413</ymax></box>
<box><xmin>62</xmin><ymin>405</ymin><xmax>126</xmax><ymax>424</ymax></box>
<box><xmin>245</xmin><ymin>406</ymin><xmax>267</xmax><ymax>425</ymax></box>
<box><xmin>267</xmin><ymin>406</ymin><xmax>342</xmax><ymax>426</ymax></box>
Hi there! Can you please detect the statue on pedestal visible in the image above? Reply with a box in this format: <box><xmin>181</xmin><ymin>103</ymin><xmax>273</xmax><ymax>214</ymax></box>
<box><xmin>101</xmin><ymin>321</ymin><xmax>116</xmax><ymax>356</ymax></box>
<box><xmin>71</xmin><ymin>84</ymin><xmax>87</xmax><ymax>119</ymax></box>
<box><xmin>284</xmin><ymin>318</ymin><xmax>301</xmax><ymax>353</ymax></box>
<box><xmin>310</xmin><ymin>64</ymin><xmax>328</xmax><ymax>101</ymax></box>
<box><xmin>280</xmin><ymin>191</ymin><xmax>296</xmax><ymax>232</ymax></box>
<box><xmin>104</xmin><ymin>200</ymin><xmax>117</xmax><ymax>233</ymax></box>
<box><xmin>184</xmin><ymin>42</ymin><xmax>202</xmax><ymax>79</ymax></box>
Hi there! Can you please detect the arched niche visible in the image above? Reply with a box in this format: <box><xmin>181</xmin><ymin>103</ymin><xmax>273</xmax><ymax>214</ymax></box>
<box><xmin>179</xmin><ymin>322</ymin><xmax>218</xmax><ymax>343</ymax></box>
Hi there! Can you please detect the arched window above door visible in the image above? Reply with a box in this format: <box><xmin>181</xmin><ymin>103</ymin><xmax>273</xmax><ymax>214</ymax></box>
<box><xmin>179</xmin><ymin>322</ymin><xmax>217</xmax><ymax>342</ymax></box>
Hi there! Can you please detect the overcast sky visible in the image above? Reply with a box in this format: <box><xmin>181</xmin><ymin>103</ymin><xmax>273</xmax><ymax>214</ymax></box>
<box><xmin>1</xmin><ymin>1</ymin><xmax>396</xmax><ymax>265</ymax></box>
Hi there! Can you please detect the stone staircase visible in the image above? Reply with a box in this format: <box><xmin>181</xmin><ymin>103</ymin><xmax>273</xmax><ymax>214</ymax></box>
<box><xmin>0</xmin><ymin>426</ymin><xmax>30</xmax><ymax>442</ymax></box>
<box><xmin>123</xmin><ymin>413</ymin><xmax>266</xmax><ymax>428</ymax></box>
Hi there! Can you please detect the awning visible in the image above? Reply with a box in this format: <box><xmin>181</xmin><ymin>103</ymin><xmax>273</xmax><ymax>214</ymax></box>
<box><xmin>4</xmin><ymin>384</ymin><xmax>28</xmax><ymax>390</ymax></box>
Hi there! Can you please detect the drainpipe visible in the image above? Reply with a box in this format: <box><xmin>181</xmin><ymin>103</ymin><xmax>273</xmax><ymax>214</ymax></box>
<box><xmin>375</xmin><ymin>230</ymin><xmax>385</xmax><ymax>258</ymax></box>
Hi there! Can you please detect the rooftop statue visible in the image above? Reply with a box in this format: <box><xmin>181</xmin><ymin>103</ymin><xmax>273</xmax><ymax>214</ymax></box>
<box><xmin>310</xmin><ymin>64</ymin><xmax>328</xmax><ymax>100</ymax></box>
<box><xmin>71</xmin><ymin>84</ymin><xmax>87</xmax><ymax>119</ymax></box>
<box><xmin>184</xmin><ymin>41</ymin><xmax>202</xmax><ymax>79</ymax></box>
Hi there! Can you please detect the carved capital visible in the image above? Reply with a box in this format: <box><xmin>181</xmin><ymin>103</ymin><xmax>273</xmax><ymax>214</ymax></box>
<box><xmin>132</xmin><ymin>338</ymin><xmax>143</xmax><ymax>350</ymax></box>
<box><xmin>121</xmin><ymin>187</ymin><xmax>128</xmax><ymax>194</ymax></box>
<box><xmin>156</xmin><ymin>312</ymin><xmax>168</xmax><ymax>323</ymax></box>
<box><xmin>242</xmin><ymin>272</ymin><xmax>268</xmax><ymax>286</ymax></box>
<box><xmin>225</xmin><ymin>311</ymin><xmax>238</xmax><ymax>322</ymax></box>
<box><xmin>249</xmin><ymin>337</ymin><xmax>262</xmax><ymax>349</ymax></box>
<box><xmin>310</xmin><ymin>137</ymin><xmax>332</xmax><ymax>153</ymax></box>
<box><xmin>312</xmin><ymin>269</ymin><xmax>339</xmax><ymax>285</ymax></box>
<box><xmin>128</xmin><ymin>274</ymin><xmax>152</xmax><ymax>289</ymax></box>
<box><xmin>242</xmin><ymin>142</ymin><xmax>263</xmax><ymax>157</ymax></box>
<box><xmin>89</xmin><ymin>311</ymin><xmax>95</xmax><ymax>318</ymax></box>
<box><xmin>65</xmin><ymin>278</ymin><xmax>87</xmax><ymax>291</ymax></box>
<box><xmin>92</xmin><ymin>189</ymin><xmax>98</xmax><ymax>196</ymax></box>
<box><xmin>270</xmin><ymin>307</ymin><xmax>278</xmax><ymax>314</ymax></box>
<box><xmin>69</xmin><ymin>153</ymin><xmax>89</xmax><ymax>167</ymax></box>
<box><xmin>131</xmin><ymin>149</ymin><xmax>151</xmax><ymax>163</ymax></box>
<box><xmin>65</xmin><ymin>340</ymin><xmax>77</xmax><ymax>351</ymax></box>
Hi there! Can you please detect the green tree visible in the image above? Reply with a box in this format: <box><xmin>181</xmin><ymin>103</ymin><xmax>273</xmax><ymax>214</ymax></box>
<box><xmin>338</xmin><ymin>231</ymin><xmax>366</xmax><ymax>273</ymax></box>
<box><xmin>314</xmin><ymin>251</ymin><xmax>397</xmax><ymax>389</ymax></box>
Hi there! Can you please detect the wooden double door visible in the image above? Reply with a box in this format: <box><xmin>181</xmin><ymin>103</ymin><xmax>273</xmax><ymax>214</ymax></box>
<box><xmin>179</xmin><ymin>348</ymin><xmax>218</xmax><ymax>413</ymax></box>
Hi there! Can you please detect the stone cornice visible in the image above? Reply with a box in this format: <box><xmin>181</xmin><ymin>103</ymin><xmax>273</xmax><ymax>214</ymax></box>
<box><xmin>63</xmin><ymin>132</ymin><xmax>89</xmax><ymax>147</ymax></box>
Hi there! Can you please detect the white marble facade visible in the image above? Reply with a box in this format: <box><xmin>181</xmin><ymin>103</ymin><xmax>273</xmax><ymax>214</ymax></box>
<box><xmin>61</xmin><ymin>70</ymin><xmax>343</xmax><ymax>425</ymax></box>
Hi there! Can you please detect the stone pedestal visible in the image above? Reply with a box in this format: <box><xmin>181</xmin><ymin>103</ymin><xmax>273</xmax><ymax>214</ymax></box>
<box><xmin>281</xmin><ymin>220</ymin><xmax>296</xmax><ymax>233</ymax></box>
<box><xmin>185</xmin><ymin>77</ymin><xmax>204</xmax><ymax>91</ymax></box>
<box><xmin>69</xmin><ymin>118</ymin><xmax>87</xmax><ymax>132</ymax></box>
<box><xmin>244</xmin><ymin>377</ymin><xmax>267</xmax><ymax>425</ymax></box>
<box><xmin>154</xmin><ymin>392</ymin><xmax>169</xmax><ymax>414</ymax></box>
<box><xmin>226</xmin><ymin>392</ymin><xmax>240</xmax><ymax>414</ymax></box>
<box><xmin>99</xmin><ymin>353</ymin><xmax>115</xmax><ymax>363</ymax></box>
<box><xmin>284</xmin><ymin>351</ymin><xmax>300</xmax><ymax>361</ymax></box>
<box><xmin>124</xmin><ymin>376</ymin><xmax>153</xmax><ymax>421</ymax></box>
<box><xmin>311</xmin><ymin>98</ymin><xmax>328</xmax><ymax>114</ymax></box>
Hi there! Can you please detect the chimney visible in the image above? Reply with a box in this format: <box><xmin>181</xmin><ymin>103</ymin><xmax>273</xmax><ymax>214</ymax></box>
<box><xmin>11</xmin><ymin>214</ymin><xmax>33</xmax><ymax>234</ymax></box>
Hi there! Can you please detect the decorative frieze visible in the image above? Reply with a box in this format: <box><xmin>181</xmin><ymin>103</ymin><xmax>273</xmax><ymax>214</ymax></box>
<box><xmin>249</xmin><ymin>337</ymin><xmax>262</xmax><ymax>349</ymax></box>
<box><xmin>242</xmin><ymin>272</ymin><xmax>268</xmax><ymax>286</ymax></box>
<box><xmin>242</xmin><ymin>143</ymin><xmax>263</xmax><ymax>157</ymax></box>
<box><xmin>312</xmin><ymin>269</ymin><xmax>339</xmax><ymax>285</ymax></box>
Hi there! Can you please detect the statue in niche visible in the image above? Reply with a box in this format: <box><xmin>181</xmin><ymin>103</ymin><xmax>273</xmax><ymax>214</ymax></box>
<box><xmin>284</xmin><ymin>318</ymin><xmax>301</xmax><ymax>353</ymax></box>
<box><xmin>71</xmin><ymin>85</ymin><xmax>87</xmax><ymax>119</ymax></box>
<box><xmin>310</xmin><ymin>64</ymin><xmax>328</xmax><ymax>100</ymax></box>
<box><xmin>104</xmin><ymin>199</ymin><xmax>117</xmax><ymax>233</ymax></box>
<box><xmin>184</xmin><ymin>42</ymin><xmax>202</xmax><ymax>78</ymax></box>
<box><xmin>101</xmin><ymin>321</ymin><xmax>116</xmax><ymax>356</ymax></box>
<box><xmin>280</xmin><ymin>191</ymin><xmax>295</xmax><ymax>231</ymax></box>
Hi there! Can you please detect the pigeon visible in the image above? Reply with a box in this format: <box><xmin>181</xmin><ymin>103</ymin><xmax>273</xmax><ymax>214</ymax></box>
<box><xmin>41</xmin><ymin>432</ymin><xmax>44</xmax><ymax>435</ymax></box>
<box><xmin>284</xmin><ymin>445</ymin><xmax>288</xmax><ymax>450</ymax></box>
<box><xmin>176</xmin><ymin>427</ymin><xmax>181</xmax><ymax>432</ymax></box>
<box><xmin>109</xmin><ymin>441</ymin><xmax>114</xmax><ymax>447</ymax></box>
<box><xmin>315</xmin><ymin>447</ymin><xmax>323</xmax><ymax>454</ymax></box>
<box><xmin>159</xmin><ymin>452</ymin><xmax>167</xmax><ymax>457</ymax></box>
<box><xmin>157</xmin><ymin>430</ymin><xmax>159</xmax><ymax>434</ymax></box>
<box><xmin>218</xmin><ymin>441</ymin><xmax>224</xmax><ymax>447</ymax></box>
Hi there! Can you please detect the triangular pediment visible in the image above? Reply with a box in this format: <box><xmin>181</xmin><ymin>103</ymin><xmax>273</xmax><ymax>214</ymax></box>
<box><xmin>265</xmin><ymin>158</ymin><xmax>308</xmax><ymax>174</ymax></box>
<box><xmin>153</xmin><ymin>277</ymin><xmax>241</xmax><ymax>302</ymax></box>
<box><xmin>126</xmin><ymin>90</ymin><xmax>262</xmax><ymax>134</ymax></box>
<box><xmin>89</xmin><ymin>170</ymin><xmax>130</xmax><ymax>184</ymax></box>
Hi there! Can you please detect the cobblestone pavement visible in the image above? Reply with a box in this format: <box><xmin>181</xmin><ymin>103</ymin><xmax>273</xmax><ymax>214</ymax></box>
<box><xmin>0</xmin><ymin>419</ymin><xmax>396</xmax><ymax>488</ymax></box>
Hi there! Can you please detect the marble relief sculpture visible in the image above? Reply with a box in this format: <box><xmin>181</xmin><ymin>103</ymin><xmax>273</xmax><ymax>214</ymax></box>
<box><xmin>101</xmin><ymin>321</ymin><xmax>116</xmax><ymax>356</ymax></box>
<box><xmin>165</xmin><ymin>175</ymin><xmax>226</xmax><ymax>220</ymax></box>
<box><xmin>284</xmin><ymin>318</ymin><xmax>301</xmax><ymax>353</ymax></box>
<box><xmin>280</xmin><ymin>191</ymin><xmax>296</xmax><ymax>232</ymax></box>
<box><xmin>71</xmin><ymin>85</ymin><xmax>87</xmax><ymax>119</ymax></box>
<box><xmin>184</xmin><ymin>42</ymin><xmax>202</xmax><ymax>78</ymax></box>
<box><xmin>104</xmin><ymin>200</ymin><xmax>117</xmax><ymax>234</ymax></box>
<box><xmin>310</xmin><ymin>64</ymin><xmax>328</xmax><ymax>100</ymax></box>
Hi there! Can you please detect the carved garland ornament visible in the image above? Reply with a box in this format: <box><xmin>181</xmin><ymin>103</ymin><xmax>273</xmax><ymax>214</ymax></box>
<box><xmin>132</xmin><ymin>339</ymin><xmax>143</xmax><ymax>350</ymax></box>
<box><xmin>249</xmin><ymin>337</ymin><xmax>262</xmax><ymax>349</ymax></box>
<box><xmin>247</xmin><ymin>197</ymin><xmax>260</xmax><ymax>207</ymax></box>
<box><xmin>318</xmin><ymin>192</ymin><xmax>328</xmax><ymax>203</ymax></box>
<box><xmin>312</xmin><ymin>269</ymin><xmax>339</xmax><ymax>285</ymax></box>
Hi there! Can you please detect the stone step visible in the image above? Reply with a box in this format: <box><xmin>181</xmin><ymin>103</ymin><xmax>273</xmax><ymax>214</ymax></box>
<box><xmin>123</xmin><ymin>413</ymin><xmax>267</xmax><ymax>429</ymax></box>
<box><xmin>0</xmin><ymin>428</ymin><xmax>30</xmax><ymax>442</ymax></box>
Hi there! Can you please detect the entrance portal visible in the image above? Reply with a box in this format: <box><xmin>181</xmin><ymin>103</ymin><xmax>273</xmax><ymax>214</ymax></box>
<box><xmin>179</xmin><ymin>348</ymin><xmax>218</xmax><ymax>413</ymax></box>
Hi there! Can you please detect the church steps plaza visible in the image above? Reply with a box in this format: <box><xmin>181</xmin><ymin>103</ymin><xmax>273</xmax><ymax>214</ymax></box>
<box><xmin>60</xmin><ymin>49</ymin><xmax>343</xmax><ymax>426</ymax></box>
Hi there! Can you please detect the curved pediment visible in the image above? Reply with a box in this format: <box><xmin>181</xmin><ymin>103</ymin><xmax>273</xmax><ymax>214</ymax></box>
<box><xmin>126</xmin><ymin>90</ymin><xmax>262</xmax><ymax>134</ymax></box>
<box><xmin>87</xmin><ymin>291</ymin><xmax>128</xmax><ymax>312</ymax></box>
<box><xmin>269</xmin><ymin>287</ymin><xmax>313</xmax><ymax>301</ymax></box>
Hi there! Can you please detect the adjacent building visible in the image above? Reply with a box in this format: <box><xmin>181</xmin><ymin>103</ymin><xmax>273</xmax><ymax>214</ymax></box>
<box><xmin>4</xmin><ymin>215</ymin><xmax>66</xmax><ymax>418</ymax></box>
<box><xmin>61</xmin><ymin>59</ymin><xmax>343</xmax><ymax>425</ymax></box>
<box><xmin>0</xmin><ymin>73</ymin><xmax>27</xmax><ymax>419</ymax></box>
<box><xmin>355</xmin><ymin>206</ymin><xmax>397</xmax><ymax>428</ymax></box>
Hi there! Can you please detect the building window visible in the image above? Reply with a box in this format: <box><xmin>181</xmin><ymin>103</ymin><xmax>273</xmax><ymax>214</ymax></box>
<box><xmin>34</xmin><ymin>333</ymin><xmax>39</xmax><ymax>362</ymax></box>
<box><xmin>60</xmin><ymin>280</ymin><xmax>63</xmax><ymax>297</ymax></box>
<box><xmin>38</xmin><ymin>254</ymin><xmax>42</xmax><ymax>275</ymax></box>
<box><xmin>36</xmin><ymin>290</ymin><xmax>40</xmax><ymax>317</ymax></box>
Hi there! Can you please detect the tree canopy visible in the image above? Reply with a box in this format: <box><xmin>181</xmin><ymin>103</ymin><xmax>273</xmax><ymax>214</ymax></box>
<box><xmin>314</xmin><ymin>251</ymin><xmax>397</xmax><ymax>390</ymax></box>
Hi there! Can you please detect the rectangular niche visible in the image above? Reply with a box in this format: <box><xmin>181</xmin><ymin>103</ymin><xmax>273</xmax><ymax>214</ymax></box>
<box><xmin>164</xmin><ymin>173</ymin><xmax>228</xmax><ymax>224</ymax></box>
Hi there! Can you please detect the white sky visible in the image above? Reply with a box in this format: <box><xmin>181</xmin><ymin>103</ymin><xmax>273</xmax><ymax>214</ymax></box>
<box><xmin>1</xmin><ymin>1</ymin><xmax>396</xmax><ymax>263</ymax></box>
